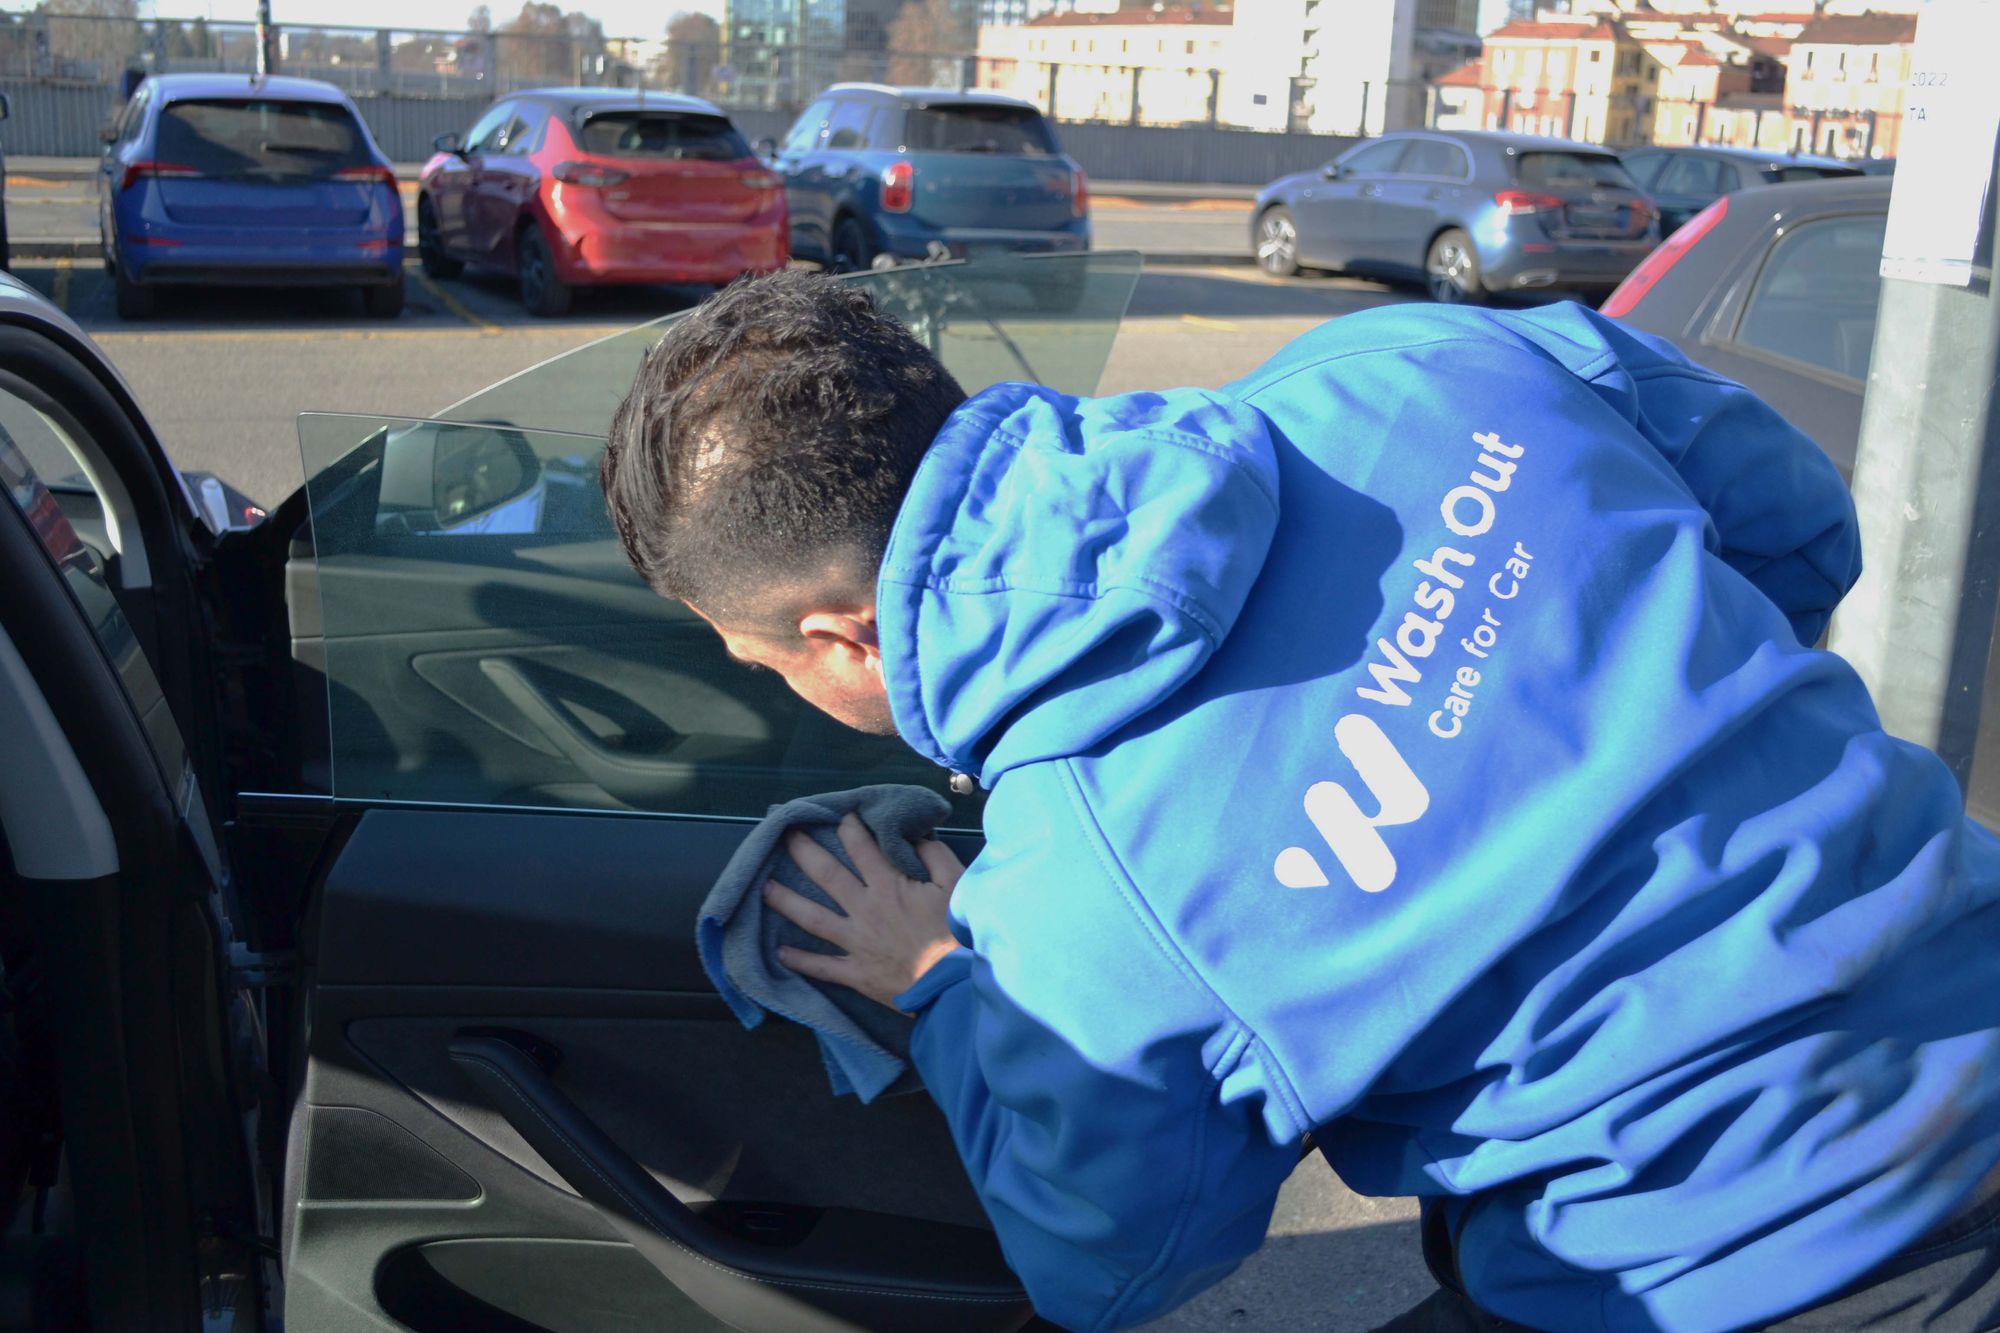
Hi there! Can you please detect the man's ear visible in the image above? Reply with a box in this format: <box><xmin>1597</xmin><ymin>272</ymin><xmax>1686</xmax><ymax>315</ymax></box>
<box><xmin>798</xmin><ymin>606</ymin><xmax>881</xmax><ymax>671</ymax></box>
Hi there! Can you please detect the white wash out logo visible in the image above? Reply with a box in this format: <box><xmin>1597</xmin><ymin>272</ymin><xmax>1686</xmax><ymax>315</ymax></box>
<box><xmin>1273</xmin><ymin>715</ymin><xmax>1429</xmax><ymax>894</ymax></box>
<box><xmin>1274</xmin><ymin>428</ymin><xmax>1531</xmax><ymax>893</ymax></box>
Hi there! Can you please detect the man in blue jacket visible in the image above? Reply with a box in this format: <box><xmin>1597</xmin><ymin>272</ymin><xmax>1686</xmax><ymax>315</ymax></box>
<box><xmin>602</xmin><ymin>271</ymin><xmax>2000</xmax><ymax>1333</ymax></box>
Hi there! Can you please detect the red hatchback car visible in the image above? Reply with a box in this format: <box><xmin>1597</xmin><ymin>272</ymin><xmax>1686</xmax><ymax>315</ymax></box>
<box><xmin>417</xmin><ymin>88</ymin><xmax>786</xmax><ymax>316</ymax></box>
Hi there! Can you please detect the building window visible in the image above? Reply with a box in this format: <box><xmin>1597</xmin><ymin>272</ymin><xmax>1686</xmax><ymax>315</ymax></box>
<box><xmin>1185</xmin><ymin>39</ymin><xmax>1196</xmax><ymax>54</ymax></box>
<box><xmin>1588</xmin><ymin>47</ymin><xmax>1602</xmax><ymax>62</ymax></box>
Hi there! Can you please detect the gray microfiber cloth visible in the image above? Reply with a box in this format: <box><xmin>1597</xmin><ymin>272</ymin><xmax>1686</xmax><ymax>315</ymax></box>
<box><xmin>698</xmin><ymin>784</ymin><xmax>953</xmax><ymax>1103</ymax></box>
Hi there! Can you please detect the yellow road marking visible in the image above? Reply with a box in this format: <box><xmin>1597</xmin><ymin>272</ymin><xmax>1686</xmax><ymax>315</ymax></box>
<box><xmin>1179</xmin><ymin>313</ymin><xmax>1243</xmax><ymax>332</ymax></box>
<box><xmin>1094</xmin><ymin>195</ymin><xmax>1253</xmax><ymax>213</ymax></box>
<box><xmin>5</xmin><ymin>175</ymin><xmax>75</xmax><ymax>189</ymax></box>
<box><xmin>410</xmin><ymin>268</ymin><xmax>502</xmax><ymax>334</ymax></box>
<box><xmin>50</xmin><ymin>256</ymin><xmax>71</xmax><ymax>312</ymax></box>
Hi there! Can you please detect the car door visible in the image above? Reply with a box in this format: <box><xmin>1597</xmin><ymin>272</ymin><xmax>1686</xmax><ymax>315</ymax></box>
<box><xmin>432</xmin><ymin>101</ymin><xmax>513</xmax><ymax>258</ymax></box>
<box><xmin>1294</xmin><ymin>136</ymin><xmax>1408</xmax><ymax>271</ymax></box>
<box><xmin>1374</xmin><ymin>136</ymin><xmax>1473</xmax><ymax>272</ymax></box>
<box><xmin>467</xmin><ymin>105</ymin><xmax>537</xmax><ymax>265</ymax></box>
<box><xmin>773</xmin><ymin>98</ymin><xmax>836</xmax><ymax>262</ymax></box>
<box><xmin>267</xmin><ymin>255</ymin><xmax>1144</xmax><ymax>1332</ymax></box>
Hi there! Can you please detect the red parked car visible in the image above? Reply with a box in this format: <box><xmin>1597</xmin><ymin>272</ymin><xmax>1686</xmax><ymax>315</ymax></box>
<box><xmin>417</xmin><ymin>88</ymin><xmax>787</xmax><ymax>316</ymax></box>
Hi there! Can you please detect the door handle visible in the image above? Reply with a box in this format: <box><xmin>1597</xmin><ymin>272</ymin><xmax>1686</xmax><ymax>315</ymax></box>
<box><xmin>448</xmin><ymin>1031</ymin><xmax>1027</xmax><ymax>1333</ymax></box>
<box><xmin>478</xmin><ymin>656</ymin><xmax>699</xmax><ymax>805</ymax></box>
<box><xmin>1424</xmin><ymin>188</ymin><xmax>1444</xmax><ymax>201</ymax></box>
<box><xmin>1360</xmin><ymin>183</ymin><xmax>1384</xmax><ymax>197</ymax></box>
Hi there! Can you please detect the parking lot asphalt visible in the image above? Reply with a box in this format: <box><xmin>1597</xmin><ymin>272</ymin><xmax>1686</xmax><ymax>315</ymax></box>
<box><xmin>4</xmin><ymin>250</ymin><xmax>1431</xmax><ymax>1330</ymax></box>
<box><xmin>9</xmin><ymin>258</ymin><xmax>1420</xmax><ymax>508</ymax></box>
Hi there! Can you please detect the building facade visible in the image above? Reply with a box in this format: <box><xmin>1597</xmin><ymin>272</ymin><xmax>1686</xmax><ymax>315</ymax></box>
<box><xmin>1438</xmin><ymin>16</ymin><xmax>1660</xmax><ymax>145</ymax></box>
<box><xmin>975</xmin><ymin>5</ymin><xmax>1240</xmax><ymax>126</ymax></box>
<box><xmin>1785</xmin><ymin>12</ymin><xmax>1916</xmax><ymax>159</ymax></box>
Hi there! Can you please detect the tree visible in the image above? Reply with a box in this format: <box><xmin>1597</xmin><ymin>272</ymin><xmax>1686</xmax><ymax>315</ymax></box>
<box><xmin>657</xmin><ymin>11</ymin><xmax>719</xmax><ymax>95</ymax></box>
<box><xmin>468</xmin><ymin>5</ymin><xmax>493</xmax><ymax>34</ymax></box>
<box><xmin>885</xmin><ymin>0</ymin><xmax>971</xmax><ymax>88</ymax></box>
<box><xmin>41</xmin><ymin>0</ymin><xmax>141</xmax><ymax>82</ymax></box>
<box><xmin>498</xmin><ymin>1</ymin><xmax>575</xmax><ymax>83</ymax></box>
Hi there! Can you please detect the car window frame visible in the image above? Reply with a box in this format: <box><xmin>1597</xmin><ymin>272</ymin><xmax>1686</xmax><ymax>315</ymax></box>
<box><xmin>1396</xmin><ymin>137</ymin><xmax>1470</xmax><ymax>181</ymax></box>
<box><xmin>822</xmin><ymin>97</ymin><xmax>874</xmax><ymax>152</ymax></box>
<box><xmin>782</xmin><ymin>98</ymin><xmax>835</xmax><ymax>155</ymax></box>
<box><xmin>1707</xmin><ymin>207</ymin><xmax>1887</xmax><ymax>392</ymax></box>
<box><xmin>1339</xmin><ymin>137</ymin><xmax>1410</xmax><ymax>178</ymax></box>
<box><xmin>1622</xmin><ymin>150</ymin><xmax>1668</xmax><ymax>188</ymax></box>
<box><xmin>463</xmin><ymin>100</ymin><xmax>517</xmax><ymax>156</ymax></box>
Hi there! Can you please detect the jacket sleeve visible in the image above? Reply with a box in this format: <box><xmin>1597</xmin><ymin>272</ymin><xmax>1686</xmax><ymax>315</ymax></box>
<box><xmin>896</xmin><ymin>779</ymin><xmax>1303</xmax><ymax>1332</ymax></box>
<box><xmin>1573</xmin><ymin>310</ymin><xmax>1863</xmax><ymax>645</ymax></box>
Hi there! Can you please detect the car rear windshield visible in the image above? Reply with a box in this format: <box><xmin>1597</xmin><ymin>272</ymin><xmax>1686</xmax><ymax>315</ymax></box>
<box><xmin>903</xmin><ymin>104</ymin><xmax>1057</xmax><ymax>155</ymax></box>
<box><xmin>157</xmin><ymin>99</ymin><xmax>370</xmax><ymax>179</ymax></box>
<box><xmin>1767</xmin><ymin>164</ymin><xmax>1864</xmax><ymax>183</ymax></box>
<box><xmin>1513</xmin><ymin>151</ymin><xmax>1639</xmax><ymax>191</ymax></box>
<box><xmin>575</xmin><ymin>111</ymin><xmax>751</xmax><ymax>161</ymax></box>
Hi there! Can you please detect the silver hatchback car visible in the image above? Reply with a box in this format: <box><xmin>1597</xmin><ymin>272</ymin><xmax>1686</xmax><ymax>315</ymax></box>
<box><xmin>1252</xmin><ymin>129</ymin><xmax>1661</xmax><ymax>303</ymax></box>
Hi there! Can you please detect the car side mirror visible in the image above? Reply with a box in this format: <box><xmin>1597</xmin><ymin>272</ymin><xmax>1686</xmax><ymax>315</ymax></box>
<box><xmin>434</xmin><ymin>130</ymin><xmax>465</xmax><ymax>157</ymax></box>
<box><xmin>99</xmin><ymin>124</ymin><xmax>119</xmax><ymax>145</ymax></box>
<box><xmin>1322</xmin><ymin>161</ymin><xmax>1345</xmax><ymax>180</ymax></box>
<box><xmin>376</xmin><ymin>422</ymin><xmax>543</xmax><ymax>536</ymax></box>
<box><xmin>754</xmin><ymin>136</ymin><xmax>778</xmax><ymax>161</ymax></box>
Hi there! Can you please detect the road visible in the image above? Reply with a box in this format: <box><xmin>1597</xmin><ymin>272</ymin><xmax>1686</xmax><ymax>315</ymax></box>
<box><xmin>8</xmin><ymin>258</ymin><xmax>1411</xmax><ymax>506</ymax></box>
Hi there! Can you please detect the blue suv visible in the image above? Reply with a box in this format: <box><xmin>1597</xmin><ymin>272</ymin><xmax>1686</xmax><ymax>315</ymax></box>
<box><xmin>769</xmin><ymin>85</ymin><xmax>1088</xmax><ymax>271</ymax></box>
<box><xmin>98</xmin><ymin>74</ymin><xmax>404</xmax><ymax>320</ymax></box>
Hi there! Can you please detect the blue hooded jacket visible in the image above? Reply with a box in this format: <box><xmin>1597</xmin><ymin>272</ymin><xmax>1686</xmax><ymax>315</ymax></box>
<box><xmin>877</xmin><ymin>303</ymin><xmax>2000</xmax><ymax>1333</ymax></box>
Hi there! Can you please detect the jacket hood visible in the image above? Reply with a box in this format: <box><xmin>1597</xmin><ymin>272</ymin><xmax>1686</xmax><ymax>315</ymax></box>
<box><xmin>877</xmin><ymin>382</ymin><xmax>1281</xmax><ymax>785</ymax></box>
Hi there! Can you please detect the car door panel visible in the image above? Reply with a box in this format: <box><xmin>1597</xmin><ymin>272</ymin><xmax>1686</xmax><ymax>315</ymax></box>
<box><xmin>286</xmin><ymin>804</ymin><xmax>1024</xmax><ymax>1333</ymax></box>
<box><xmin>278</xmin><ymin>265</ymin><xmax>1144</xmax><ymax>1330</ymax></box>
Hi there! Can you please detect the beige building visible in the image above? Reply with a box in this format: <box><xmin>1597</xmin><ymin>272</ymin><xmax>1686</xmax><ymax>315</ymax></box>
<box><xmin>975</xmin><ymin>5</ymin><xmax>1240</xmax><ymax>127</ymax></box>
<box><xmin>1785</xmin><ymin>12</ymin><xmax>1917</xmax><ymax>159</ymax></box>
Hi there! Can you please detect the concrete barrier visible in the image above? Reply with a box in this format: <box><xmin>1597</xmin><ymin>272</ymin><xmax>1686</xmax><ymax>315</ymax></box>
<box><xmin>0</xmin><ymin>78</ymin><xmax>1352</xmax><ymax>189</ymax></box>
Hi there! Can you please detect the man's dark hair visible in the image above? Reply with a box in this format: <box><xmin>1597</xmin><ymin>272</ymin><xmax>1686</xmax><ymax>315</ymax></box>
<box><xmin>602</xmin><ymin>270</ymin><xmax>966</xmax><ymax>627</ymax></box>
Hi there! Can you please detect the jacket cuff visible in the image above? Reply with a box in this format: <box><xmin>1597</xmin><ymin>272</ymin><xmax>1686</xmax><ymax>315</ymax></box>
<box><xmin>895</xmin><ymin>947</ymin><xmax>974</xmax><ymax>1014</ymax></box>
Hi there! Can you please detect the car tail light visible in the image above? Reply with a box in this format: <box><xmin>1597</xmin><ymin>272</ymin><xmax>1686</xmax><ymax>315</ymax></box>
<box><xmin>553</xmin><ymin>161</ymin><xmax>631</xmax><ymax>188</ymax></box>
<box><xmin>120</xmin><ymin>160</ymin><xmax>198</xmax><ymax>191</ymax></box>
<box><xmin>880</xmin><ymin>161</ymin><xmax>914</xmax><ymax>214</ymax></box>
<box><xmin>739</xmin><ymin>170</ymin><xmax>782</xmax><ymax>191</ymax></box>
<box><xmin>1601</xmin><ymin>195</ymin><xmax>1729</xmax><ymax>318</ymax></box>
<box><xmin>125</xmin><ymin>235</ymin><xmax>184</xmax><ymax>247</ymax></box>
<box><xmin>357</xmin><ymin>238</ymin><xmax>394</xmax><ymax>252</ymax></box>
<box><xmin>334</xmin><ymin>164</ymin><xmax>399</xmax><ymax>189</ymax></box>
<box><xmin>1071</xmin><ymin>166</ymin><xmax>1089</xmax><ymax>219</ymax></box>
<box><xmin>1493</xmin><ymin>189</ymin><xmax>1566</xmax><ymax>215</ymax></box>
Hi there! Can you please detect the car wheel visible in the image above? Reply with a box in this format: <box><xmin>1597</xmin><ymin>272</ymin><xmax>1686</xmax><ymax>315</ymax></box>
<box><xmin>417</xmin><ymin>196</ymin><xmax>463</xmax><ymax>280</ymax></box>
<box><xmin>830</xmin><ymin>217</ymin><xmax>875</xmax><ymax>274</ymax></box>
<box><xmin>517</xmin><ymin>223</ymin><xmax>572</xmax><ymax>318</ymax></box>
<box><xmin>1426</xmin><ymin>229</ymin><xmax>1484</xmax><ymax>305</ymax></box>
<box><xmin>1256</xmin><ymin>206</ymin><xmax>1299</xmax><ymax>278</ymax></box>
<box><xmin>363</xmin><ymin>278</ymin><xmax>406</xmax><ymax>320</ymax></box>
<box><xmin>114</xmin><ymin>263</ymin><xmax>155</xmax><ymax>320</ymax></box>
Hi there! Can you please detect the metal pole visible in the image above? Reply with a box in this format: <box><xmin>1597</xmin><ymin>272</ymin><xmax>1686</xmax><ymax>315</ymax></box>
<box><xmin>255</xmin><ymin>0</ymin><xmax>274</xmax><ymax>75</ymax></box>
<box><xmin>1828</xmin><ymin>0</ymin><xmax>2000</xmax><ymax>795</ymax></box>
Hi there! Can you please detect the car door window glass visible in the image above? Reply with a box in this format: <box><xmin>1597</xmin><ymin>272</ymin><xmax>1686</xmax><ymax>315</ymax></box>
<box><xmin>1623</xmin><ymin>152</ymin><xmax>1667</xmax><ymax>188</ymax></box>
<box><xmin>1734</xmin><ymin>214</ymin><xmax>1888</xmax><ymax>382</ymax></box>
<box><xmin>823</xmin><ymin>100</ymin><xmax>873</xmax><ymax>151</ymax></box>
<box><xmin>867</xmin><ymin>106</ymin><xmax>905</xmax><ymax>150</ymax></box>
<box><xmin>782</xmin><ymin>100</ymin><xmax>834</xmax><ymax>154</ymax></box>
<box><xmin>1340</xmin><ymin>139</ymin><xmax>1407</xmax><ymax>177</ymax></box>
<box><xmin>1398</xmin><ymin>139</ymin><xmax>1468</xmax><ymax>179</ymax></box>
<box><xmin>301</xmin><ymin>254</ymin><xmax>1145</xmax><ymax>827</ymax></box>
<box><xmin>1654</xmin><ymin>154</ymin><xmax>1731</xmax><ymax>197</ymax></box>
<box><xmin>463</xmin><ymin>102</ymin><xmax>514</xmax><ymax>155</ymax></box>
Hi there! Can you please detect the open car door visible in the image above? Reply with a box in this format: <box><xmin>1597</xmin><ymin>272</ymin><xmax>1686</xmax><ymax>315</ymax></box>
<box><xmin>270</xmin><ymin>254</ymin><xmax>1143</xmax><ymax>1332</ymax></box>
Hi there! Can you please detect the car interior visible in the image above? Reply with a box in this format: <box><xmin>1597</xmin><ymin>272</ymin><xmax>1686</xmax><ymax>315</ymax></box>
<box><xmin>0</xmin><ymin>252</ymin><xmax>1143</xmax><ymax>1332</ymax></box>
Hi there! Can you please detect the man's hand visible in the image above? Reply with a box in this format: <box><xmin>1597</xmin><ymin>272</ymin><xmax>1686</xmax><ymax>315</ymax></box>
<box><xmin>765</xmin><ymin>812</ymin><xmax>965</xmax><ymax>1011</ymax></box>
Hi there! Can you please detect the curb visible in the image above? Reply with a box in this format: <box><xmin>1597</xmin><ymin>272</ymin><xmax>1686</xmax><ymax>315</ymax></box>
<box><xmin>12</xmin><ymin>239</ymin><xmax>98</xmax><ymax>259</ymax></box>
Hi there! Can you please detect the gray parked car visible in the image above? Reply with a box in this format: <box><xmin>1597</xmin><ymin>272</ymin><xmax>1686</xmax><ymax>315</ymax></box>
<box><xmin>1252</xmin><ymin>129</ymin><xmax>1660</xmax><ymax>303</ymax></box>
<box><xmin>1619</xmin><ymin>144</ymin><xmax>1861</xmax><ymax>234</ymax></box>
<box><xmin>1602</xmin><ymin>173</ymin><xmax>1891</xmax><ymax>475</ymax></box>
